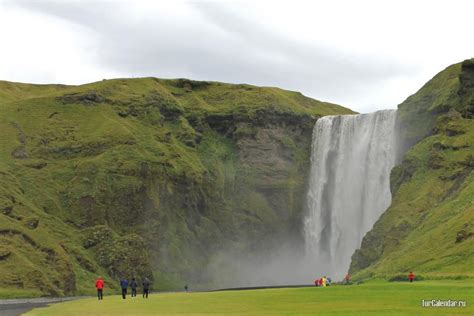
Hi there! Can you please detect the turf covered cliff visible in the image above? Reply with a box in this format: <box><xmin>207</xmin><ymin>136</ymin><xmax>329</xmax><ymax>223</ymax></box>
<box><xmin>350</xmin><ymin>59</ymin><xmax>474</xmax><ymax>280</ymax></box>
<box><xmin>0</xmin><ymin>78</ymin><xmax>352</xmax><ymax>296</ymax></box>
<box><xmin>2</xmin><ymin>59</ymin><xmax>472</xmax><ymax>297</ymax></box>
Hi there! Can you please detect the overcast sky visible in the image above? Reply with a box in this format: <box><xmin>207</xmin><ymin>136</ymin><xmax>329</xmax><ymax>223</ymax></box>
<box><xmin>0</xmin><ymin>0</ymin><xmax>473</xmax><ymax>113</ymax></box>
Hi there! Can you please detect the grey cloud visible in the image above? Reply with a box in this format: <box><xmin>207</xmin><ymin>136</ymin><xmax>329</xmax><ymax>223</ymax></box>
<box><xmin>12</xmin><ymin>0</ymin><xmax>419</xmax><ymax>112</ymax></box>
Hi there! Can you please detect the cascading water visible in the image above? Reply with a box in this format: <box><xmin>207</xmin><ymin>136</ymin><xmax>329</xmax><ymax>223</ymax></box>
<box><xmin>304</xmin><ymin>109</ymin><xmax>397</xmax><ymax>280</ymax></box>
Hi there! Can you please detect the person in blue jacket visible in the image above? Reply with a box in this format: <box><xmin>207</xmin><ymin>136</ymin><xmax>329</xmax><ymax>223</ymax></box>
<box><xmin>120</xmin><ymin>278</ymin><xmax>129</xmax><ymax>299</ymax></box>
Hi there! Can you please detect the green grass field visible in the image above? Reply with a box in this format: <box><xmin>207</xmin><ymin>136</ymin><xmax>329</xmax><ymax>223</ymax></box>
<box><xmin>24</xmin><ymin>280</ymin><xmax>473</xmax><ymax>315</ymax></box>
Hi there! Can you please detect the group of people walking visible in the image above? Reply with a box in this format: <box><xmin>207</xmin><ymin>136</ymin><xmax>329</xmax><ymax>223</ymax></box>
<box><xmin>95</xmin><ymin>276</ymin><xmax>151</xmax><ymax>300</ymax></box>
<box><xmin>311</xmin><ymin>271</ymin><xmax>414</xmax><ymax>287</ymax></box>
<box><xmin>314</xmin><ymin>276</ymin><xmax>331</xmax><ymax>287</ymax></box>
<box><xmin>120</xmin><ymin>277</ymin><xmax>151</xmax><ymax>299</ymax></box>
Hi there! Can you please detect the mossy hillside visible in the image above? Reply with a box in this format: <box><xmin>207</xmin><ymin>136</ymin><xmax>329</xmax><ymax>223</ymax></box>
<box><xmin>350</xmin><ymin>59</ymin><xmax>474</xmax><ymax>280</ymax></box>
<box><xmin>0</xmin><ymin>80</ymin><xmax>69</xmax><ymax>103</ymax></box>
<box><xmin>0</xmin><ymin>77</ymin><xmax>353</xmax><ymax>296</ymax></box>
<box><xmin>397</xmin><ymin>59</ymin><xmax>474</xmax><ymax>152</ymax></box>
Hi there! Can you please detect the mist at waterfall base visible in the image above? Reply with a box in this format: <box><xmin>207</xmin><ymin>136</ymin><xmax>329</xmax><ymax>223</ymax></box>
<box><xmin>205</xmin><ymin>110</ymin><xmax>398</xmax><ymax>288</ymax></box>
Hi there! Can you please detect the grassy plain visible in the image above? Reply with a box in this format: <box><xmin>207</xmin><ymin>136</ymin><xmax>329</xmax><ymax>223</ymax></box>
<box><xmin>25</xmin><ymin>280</ymin><xmax>473</xmax><ymax>315</ymax></box>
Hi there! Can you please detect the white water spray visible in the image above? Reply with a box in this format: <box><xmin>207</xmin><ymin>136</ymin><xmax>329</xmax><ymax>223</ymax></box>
<box><xmin>304</xmin><ymin>110</ymin><xmax>397</xmax><ymax>280</ymax></box>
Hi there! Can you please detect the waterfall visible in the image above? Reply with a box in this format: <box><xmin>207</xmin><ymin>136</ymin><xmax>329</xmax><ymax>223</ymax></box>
<box><xmin>304</xmin><ymin>109</ymin><xmax>397</xmax><ymax>280</ymax></box>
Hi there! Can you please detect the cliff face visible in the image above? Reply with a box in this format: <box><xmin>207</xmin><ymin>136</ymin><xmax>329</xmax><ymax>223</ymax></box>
<box><xmin>350</xmin><ymin>59</ymin><xmax>474</xmax><ymax>280</ymax></box>
<box><xmin>0</xmin><ymin>78</ymin><xmax>353</xmax><ymax>295</ymax></box>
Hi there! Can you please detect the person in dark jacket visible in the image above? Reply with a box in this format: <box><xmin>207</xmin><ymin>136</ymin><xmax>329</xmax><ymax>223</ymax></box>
<box><xmin>142</xmin><ymin>277</ymin><xmax>151</xmax><ymax>298</ymax></box>
<box><xmin>130</xmin><ymin>278</ymin><xmax>138</xmax><ymax>297</ymax></box>
<box><xmin>120</xmin><ymin>278</ymin><xmax>129</xmax><ymax>299</ymax></box>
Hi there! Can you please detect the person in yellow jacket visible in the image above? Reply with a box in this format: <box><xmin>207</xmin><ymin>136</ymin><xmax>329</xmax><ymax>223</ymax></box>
<box><xmin>322</xmin><ymin>276</ymin><xmax>327</xmax><ymax>287</ymax></box>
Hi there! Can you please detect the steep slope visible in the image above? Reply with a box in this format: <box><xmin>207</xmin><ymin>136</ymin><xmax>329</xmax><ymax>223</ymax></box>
<box><xmin>350</xmin><ymin>59</ymin><xmax>474</xmax><ymax>280</ymax></box>
<box><xmin>0</xmin><ymin>78</ymin><xmax>353</xmax><ymax>296</ymax></box>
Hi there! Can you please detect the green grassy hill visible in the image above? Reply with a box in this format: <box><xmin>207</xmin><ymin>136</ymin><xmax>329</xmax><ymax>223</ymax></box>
<box><xmin>350</xmin><ymin>59</ymin><xmax>474</xmax><ymax>280</ymax></box>
<box><xmin>0</xmin><ymin>78</ymin><xmax>353</xmax><ymax>296</ymax></box>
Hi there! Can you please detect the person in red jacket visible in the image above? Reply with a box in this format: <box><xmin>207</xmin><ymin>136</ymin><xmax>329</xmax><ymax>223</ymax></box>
<box><xmin>408</xmin><ymin>272</ymin><xmax>415</xmax><ymax>283</ymax></box>
<box><xmin>344</xmin><ymin>273</ymin><xmax>351</xmax><ymax>284</ymax></box>
<box><xmin>96</xmin><ymin>277</ymin><xmax>104</xmax><ymax>300</ymax></box>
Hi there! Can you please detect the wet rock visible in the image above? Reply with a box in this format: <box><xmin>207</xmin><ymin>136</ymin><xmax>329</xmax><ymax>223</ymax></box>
<box><xmin>59</xmin><ymin>91</ymin><xmax>105</xmax><ymax>105</ymax></box>
<box><xmin>74</xmin><ymin>254</ymin><xmax>96</xmax><ymax>273</ymax></box>
<box><xmin>24</xmin><ymin>217</ymin><xmax>39</xmax><ymax>229</ymax></box>
<box><xmin>12</xmin><ymin>146</ymin><xmax>28</xmax><ymax>159</ymax></box>
<box><xmin>2</xmin><ymin>206</ymin><xmax>23</xmax><ymax>220</ymax></box>
<box><xmin>175</xmin><ymin>79</ymin><xmax>210</xmax><ymax>91</ymax></box>
<box><xmin>427</xmin><ymin>151</ymin><xmax>444</xmax><ymax>169</ymax></box>
<box><xmin>25</xmin><ymin>162</ymin><xmax>48</xmax><ymax>169</ymax></box>
<box><xmin>0</xmin><ymin>247</ymin><xmax>11</xmax><ymax>260</ymax></box>
<box><xmin>455</xmin><ymin>224</ymin><xmax>473</xmax><ymax>243</ymax></box>
<box><xmin>390</xmin><ymin>157</ymin><xmax>418</xmax><ymax>194</ymax></box>
<box><xmin>2</xmin><ymin>206</ymin><xmax>13</xmax><ymax>215</ymax></box>
<box><xmin>82</xmin><ymin>225</ymin><xmax>115</xmax><ymax>249</ymax></box>
<box><xmin>98</xmin><ymin>234</ymin><xmax>153</xmax><ymax>280</ymax></box>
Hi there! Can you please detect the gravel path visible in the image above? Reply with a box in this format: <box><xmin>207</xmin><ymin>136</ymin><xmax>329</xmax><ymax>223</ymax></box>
<box><xmin>0</xmin><ymin>297</ymin><xmax>86</xmax><ymax>316</ymax></box>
